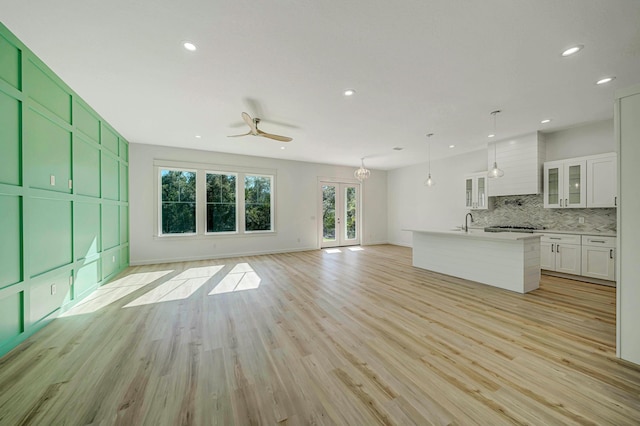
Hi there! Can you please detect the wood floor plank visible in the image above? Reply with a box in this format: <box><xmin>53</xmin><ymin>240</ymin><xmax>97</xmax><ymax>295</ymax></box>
<box><xmin>1</xmin><ymin>245</ymin><xmax>639</xmax><ymax>425</ymax></box>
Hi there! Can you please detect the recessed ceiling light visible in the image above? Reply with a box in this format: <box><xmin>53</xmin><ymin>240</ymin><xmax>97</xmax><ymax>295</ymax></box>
<box><xmin>343</xmin><ymin>89</ymin><xmax>355</xmax><ymax>96</ymax></box>
<box><xmin>488</xmin><ymin>134</ymin><xmax>495</xmax><ymax>138</ymax></box>
<box><xmin>183</xmin><ymin>42</ymin><xmax>197</xmax><ymax>51</ymax></box>
<box><xmin>449</xmin><ymin>145</ymin><xmax>455</xmax><ymax>148</ymax></box>
<box><xmin>596</xmin><ymin>76</ymin><xmax>616</xmax><ymax>85</ymax></box>
<box><xmin>561</xmin><ymin>45</ymin><xmax>583</xmax><ymax>57</ymax></box>
<box><xmin>393</xmin><ymin>147</ymin><xmax>403</xmax><ymax>151</ymax></box>
<box><xmin>541</xmin><ymin>119</ymin><xmax>551</xmax><ymax>124</ymax></box>
<box><xmin>195</xmin><ymin>135</ymin><xmax>201</xmax><ymax>138</ymax></box>
<box><xmin>280</xmin><ymin>146</ymin><xmax>285</xmax><ymax>150</ymax></box>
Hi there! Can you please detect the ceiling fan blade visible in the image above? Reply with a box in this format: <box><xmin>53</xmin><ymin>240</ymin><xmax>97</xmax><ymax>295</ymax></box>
<box><xmin>227</xmin><ymin>131</ymin><xmax>252</xmax><ymax>137</ymax></box>
<box><xmin>241</xmin><ymin>112</ymin><xmax>257</xmax><ymax>134</ymax></box>
<box><xmin>257</xmin><ymin>129</ymin><xmax>292</xmax><ymax>142</ymax></box>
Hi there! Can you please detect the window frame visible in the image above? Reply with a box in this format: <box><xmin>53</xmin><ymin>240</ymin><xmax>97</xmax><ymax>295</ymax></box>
<box><xmin>158</xmin><ymin>167</ymin><xmax>198</xmax><ymax>237</ymax></box>
<box><xmin>205</xmin><ymin>170</ymin><xmax>239</xmax><ymax>235</ymax></box>
<box><xmin>244</xmin><ymin>173</ymin><xmax>275</xmax><ymax>234</ymax></box>
<box><xmin>154</xmin><ymin>160</ymin><xmax>276</xmax><ymax>239</ymax></box>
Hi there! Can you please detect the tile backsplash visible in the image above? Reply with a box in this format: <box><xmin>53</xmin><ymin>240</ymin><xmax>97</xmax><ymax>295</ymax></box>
<box><xmin>471</xmin><ymin>194</ymin><xmax>616</xmax><ymax>232</ymax></box>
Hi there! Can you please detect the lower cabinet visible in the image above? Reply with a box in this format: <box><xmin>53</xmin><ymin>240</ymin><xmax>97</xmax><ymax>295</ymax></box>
<box><xmin>581</xmin><ymin>235</ymin><xmax>616</xmax><ymax>281</ymax></box>
<box><xmin>541</xmin><ymin>233</ymin><xmax>616</xmax><ymax>282</ymax></box>
<box><xmin>541</xmin><ymin>234</ymin><xmax>581</xmax><ymax>275</ymax></box>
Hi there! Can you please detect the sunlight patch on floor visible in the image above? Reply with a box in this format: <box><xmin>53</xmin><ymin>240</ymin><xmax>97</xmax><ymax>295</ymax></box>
<box><xmin>324</xmin><ymin>248</ymin><xmax>342</xmax><ymax>254</ymax></box>
<box><xmin>348</xmin><ymin>246</ymin><xmax>364</xmax><ymax>251</ymax></box>
<box><xmin>209</xmin><ymin>263</ymin><xmax>261</xmax><ymax>295</ymax></box>
<box><xmin>61</xmin><ymin>270</ymin><xmax>174</xmax><ymax>316</ymax></box>
<box><xmin>124</xmin><ymin>265</ymin><xmax>225</xmax><ymax>307</ymax></box>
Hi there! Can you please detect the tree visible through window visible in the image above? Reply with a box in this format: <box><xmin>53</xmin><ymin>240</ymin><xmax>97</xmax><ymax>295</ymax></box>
<box><xmin>206</xmin><ymin>173</ymin><xmax>237</xmax><ymax>233</ymax></box>
<box><xmin>245</xmin><ymin>175</ymin><xmax>272</xmax><ymax>231</ymax></box>
<box><xmin>161</xmin><ymin>169</ymin><xmax>196</xmax><ymax>234</ymax></box>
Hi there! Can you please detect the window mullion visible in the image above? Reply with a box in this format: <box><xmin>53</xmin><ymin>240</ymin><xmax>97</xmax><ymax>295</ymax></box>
<box><xmin>238</xmin><ymin>173</ymin><xmax>246</xmax><ymax>234</ymax></box>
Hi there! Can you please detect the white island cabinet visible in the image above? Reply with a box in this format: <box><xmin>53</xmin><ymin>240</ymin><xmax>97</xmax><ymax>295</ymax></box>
<box><xmin>407</xmin><ymin>229</ymin><xmax>542</xmax><ymax>294</ymax></box>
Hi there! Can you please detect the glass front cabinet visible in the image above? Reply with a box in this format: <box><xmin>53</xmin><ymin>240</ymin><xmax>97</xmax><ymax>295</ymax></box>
<box><xmin>543</xmin><ymin>160</ymin><xmax>586</xmax><ymax>208</ymax></box>
<box><xmin>465</xmin><ymin>172</ymin><xmax>489</xmax><ymax>210</ymax></box>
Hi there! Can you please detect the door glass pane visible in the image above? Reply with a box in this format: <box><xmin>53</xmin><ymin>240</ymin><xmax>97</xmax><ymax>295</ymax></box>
<box><xmin>322</xmin><ymin>185</ymin><xmax>336</xmax><ymax>242</ymax></box>
<box><xmin>477</xmin><ymin>177</ymin><xmax>485</xmax><ymax>207</ymax></box>
<box><xmin>345</xmin><ymin>186</ymin><xmax>357</xmax><ymax>240</ymax></box>
<box><xmin>466</xmin><ymin>179</ymin><xmax>473</xmax><ymax>207</ymax></box>
<box><xmin>548</xmin><ymin>168</ymin><xmax>559</xmax><ymax>205</ymax></box>
<box><xmin>568</xmin><ymin>165</ymin><xmax>581</xmax><ymax>204</ymax></box>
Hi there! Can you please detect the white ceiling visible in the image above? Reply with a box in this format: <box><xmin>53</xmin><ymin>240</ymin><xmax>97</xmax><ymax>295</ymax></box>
<box><xmin>2</xmin><ymin>0</ymin><xmax>640</xmax><ymax>170</ymax></box>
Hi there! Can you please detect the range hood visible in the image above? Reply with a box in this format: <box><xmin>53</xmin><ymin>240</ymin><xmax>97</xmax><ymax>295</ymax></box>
<box><xmin>487</xmin><ymin>132</ymin><xmax>546</xmax><ymax>197</ymax></box>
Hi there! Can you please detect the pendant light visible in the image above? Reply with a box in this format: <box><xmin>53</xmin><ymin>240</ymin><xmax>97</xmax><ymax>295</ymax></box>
<box><xmin>424</xmin><ymin>133</ymin><xmax>435</xmax><ymax>187</ymax></box>
<box><xmin>488</xmin><ymin>110</ymin><xmax>504</xmax><ymax>178</ymax></box>
<box><xmin>354</xmin><ymin>157</ymin><xmax>371</xmax><ymax>181</ymax></box>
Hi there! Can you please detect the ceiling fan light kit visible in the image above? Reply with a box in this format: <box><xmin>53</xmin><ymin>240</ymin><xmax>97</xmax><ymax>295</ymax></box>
<box><xmin>228</xmin><ymin>112</ymin><xmax>293</xmax><ymax>142</ymax></box>
<box><xmin>354</xmin><ymin>158</ymin><xmax>371</xmax><ymax>181</ymax></box>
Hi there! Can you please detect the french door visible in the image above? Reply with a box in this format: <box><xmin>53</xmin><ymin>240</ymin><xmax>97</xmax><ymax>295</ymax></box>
<box><xmin>320</xmin><ymin>182</ymin><xmax>360</xmax><ymax>248</ymax></box>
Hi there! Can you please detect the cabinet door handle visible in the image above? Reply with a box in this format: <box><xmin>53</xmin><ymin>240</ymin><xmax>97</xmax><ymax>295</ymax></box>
<box><xmin>551</xmin><ymin>244</ymin><xmax>554</xmax><ymax>253</ymax></box>
<box><xmin>557</xmin><ymin>244</ymin><xmax>560</xmax><ymax>253</ymax></box>
<box><xmin>610</xmin><ymin>249</ymin><xmax>613</xmax><ymax>259</ymax></box>
<box><xmin>590</xmin><ymin>240</ymin><xmax>606</xmax><ymax>243</ymax></box>
<box><xmin>565</xmin><ymin>198</ymin><xmax>568</xmax><ymax>207</ymax></box>
<box><xmin>560</xmin><ymin>199</ymin><xmax>563</xmax><ymax>207</ymax></box>
<box><xmin>615</xmin><ymin>196</ymin><xmax>617</xmax><ymax>206</ymax></box>
<box><xmin>550</xmin><ymin>237</ymin><xmax>561</xmax><ymax>240</ymax></box>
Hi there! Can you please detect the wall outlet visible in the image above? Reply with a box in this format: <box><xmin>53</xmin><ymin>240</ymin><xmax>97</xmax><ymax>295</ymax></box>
<box><xmin>51</xmin><ymin>283</ymin><xmax>57</xmax><ymax>295</ymax></box>
<box><xmin>578</xmin><ymin>217</ymin><xmax>585</xmax><ymax>224</ymax></box>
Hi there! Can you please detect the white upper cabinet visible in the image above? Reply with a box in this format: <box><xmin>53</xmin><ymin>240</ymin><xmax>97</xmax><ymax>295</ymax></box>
<box><xmin>586</xmin><ymin>153</ymin><xmax>617</xmax><ymax>208</ymax></box>
<box><xmin>487</xmin><ymin>132</ymin><xmax>545</xmax><ymax>197</ymax></box>
<box><xmin>544</xmin><ymin>159</ymin><xmax>586</xmax><ymax>208</ymax></box>
<box><xmin>543</xmin><ymin>152</ymin><xmax>617</xmax><ymax>209</ymax></box>
<box><xmin>465</xmin><ymin>172</ymin><xmax>489</xmax><ymax>210</ymax></box>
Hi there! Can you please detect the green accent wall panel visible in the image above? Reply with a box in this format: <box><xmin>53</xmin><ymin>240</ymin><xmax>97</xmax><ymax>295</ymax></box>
<box><xmin>24</xmin><ymin>59</ymin><xmax>71</xmax><ymax>123</ymax></box>
<box><xmin>0</xmin><ymin>195</ymin><xmax>22</xmax><ymax>289</ymax></box>
<box><xmin>101</xmin><ymin>123</ymin><xmax>118</xmax><ymax>155</ymax></box>
<box><xmin>101</xmin><ymin>154</ymin><xmax>119</xmax><ymax>200</ymax></box>
<box><xmin>0</xmin><ymin>23</ymin><xmax>129</xmax><ymax>358</ymax></box>
<box><xmin>0</xmin><ymin>90</ymin><xmax>21</xmax><ymax>186</ymax></box>
<box><xmin>74</xmin><ymin>100</ymin><xmax>100</xmax><ymax>142</ymax></box>
<box><xmin>0</xmin><ymin>292</ymin><xmax>23</xmax><ymax>343</ymax></box>
<box><xmin>120</xmin><ymin>206</ymin><xmax>129</xmax><ymax>244</ymax></box>
<box><xmin>25</xmin><ymin>108</ymin><xmax>71</xmax><ymax>193</ymax></box>
<box><xmin>102</xmin><ymin>204</ymin><xmax>119</xmax><ymax>250</ymax></box>
<box><xmin>119</xmin><ymin>139</ymin><xmax>128</xmax><ymax>162</ymax></box>
<box><xmin>75</xmin><ymin>202</ymin><xmax>101</xmax><ymax>260</ymax></box>
<box><xmin>29</xmin><ymin>271</ymin><xmax>71</xmax><ymax>323</ymax></box>
<box><xmin>73</xmin><ymin>135</ymin><xmax>100</xmax><ymax>197</ymax></box>
<box><xmin>120</xmin><ymin>164</ymin><xmax>128</xmax><ymax>201</ymax></box>
<box><xmin>0</xmin><ymin>33</ymin><xmax>21</xmax><ymax>90</ymax></box>
<box><xmin>102</xmin><ymin>251</ymin><xmax>120</xmax><ymax>280</ymax></box>
<box><xmin>29</xmin><ymin>198</ymin><xmax>73</xmax><ymax>277</ymax></box>
<box><xmin>75</xmin><ymin>260</ymin><xmax>100</xmax><ymax>299</ymax></box>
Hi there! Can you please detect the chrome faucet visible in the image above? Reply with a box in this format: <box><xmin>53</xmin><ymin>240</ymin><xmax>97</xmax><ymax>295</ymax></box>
<box><xmin>465</xmin><ymin>213</ymin><xmax>474</xmax><ymax>232</ymax></box>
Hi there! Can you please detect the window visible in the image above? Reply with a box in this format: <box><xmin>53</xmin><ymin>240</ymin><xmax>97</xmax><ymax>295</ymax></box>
<box><xmin>245</xmin><ymin>175</ymin><xmax>273</xmax><ymax>232</ymax></box>
<box><xmin>206</xmin><ymin>172</ymin><xmax>237</xmax><ymax>233</ymax></box>
<box><xmin>156</xmin><ymin>162</ymin><xmax>275</xmax><ymax>237</ymax></box>
<box><xmin>160</xmin><ymin>169</ymin><xmax>196</xmax><ymax>234</ymax></box>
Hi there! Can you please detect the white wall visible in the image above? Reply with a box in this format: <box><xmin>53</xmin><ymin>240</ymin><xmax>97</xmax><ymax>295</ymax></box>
<box><xmin>129</xmin><ymin>143</ymin><xmax>387</xmax><ymax>264</ymax></box>
<box><xmin>544</xmin><ymin>119</ymin><xmax>615</xmax><ymax>161</ymax></box>
<box><xmin>387</xmin><ymin>149</ymin><xmax>487</xmax><ymax>246</ymax></box>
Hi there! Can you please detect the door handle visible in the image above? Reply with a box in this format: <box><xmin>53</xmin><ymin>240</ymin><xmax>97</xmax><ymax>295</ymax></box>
<box><xmin>615</xmin><ymin>196</ymin><xmax>617</xmax><ymax>206</ymax></box>
<box><xmin>557</xmin><ymin>244</ymin><xmax>560</xmax><ymax>253</ymax></box>
<box><xmin>565</xmin><ymin>198</ymin><xmax>568</xmax><ymax>207</ymax></box>
<box><xmin>560</xmin><ymin>199</ymin><xmax>563</xmax><ymax>207</ymax></box>
<box><xmin>551</xmin><ymin>244</ymin><xmax>554</xmax><ymax>253</ymax></box>
<box><xmin>610</xmin><ymin>249</ymin><xmax>613</xmax><ymax>259</ymax></box>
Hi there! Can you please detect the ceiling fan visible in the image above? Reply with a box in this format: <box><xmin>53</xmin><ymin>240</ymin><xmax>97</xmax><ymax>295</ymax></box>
<box><xmin>228</xmin><ymin>112</ymin><xmax>292</xmax><ymax>142</ymax></box>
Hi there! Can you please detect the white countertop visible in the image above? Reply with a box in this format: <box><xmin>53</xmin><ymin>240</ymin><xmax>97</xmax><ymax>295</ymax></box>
<box><xmin>541</xmin><ymin>229</ymin><xmax>617</xmax><ymax>237</ymax></box>
<box><xmin>404</xmin><ymin>228</ymin><xmax>543</xmax><ymax>242</ymax></box>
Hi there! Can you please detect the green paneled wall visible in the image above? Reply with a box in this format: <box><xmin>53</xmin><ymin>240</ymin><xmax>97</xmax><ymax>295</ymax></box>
<box><xmin>0</xmin><ymin>22</ymin><xmax>130</xmax><ymax>357</ymax></box>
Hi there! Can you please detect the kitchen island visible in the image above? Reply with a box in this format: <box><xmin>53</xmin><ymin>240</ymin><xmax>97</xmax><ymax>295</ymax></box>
<box><xmin>407</xmin><ymin>229</ymin><xmax>542</xmax><ymax>293</ymax></box>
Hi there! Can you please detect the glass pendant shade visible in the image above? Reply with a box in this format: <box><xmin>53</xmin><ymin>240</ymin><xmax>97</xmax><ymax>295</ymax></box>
<box><xmin>424</xmin><ymin>173</ymin><xmax>435</xmax><ymax>187</ymax></box>
<box><xmin>424</xmin><ymin>133</ymin><xmax>435</xmax><ymax>187</ymax></box>
<box><xmin>488</xmin><ymin>111</ymin><xmax>504</xmax><ymax>179</ymax></box>
<box><xmin>354</xmin><ymin>158</ymin><xmax>371</xmax><ymax>181</ymax></box>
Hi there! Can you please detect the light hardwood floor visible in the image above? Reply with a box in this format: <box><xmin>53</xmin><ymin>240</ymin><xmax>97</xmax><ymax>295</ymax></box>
<box><xmin>1</xmin><ymin>245</ymin><xmax>639</xmax><ymax>425</ymax></box>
